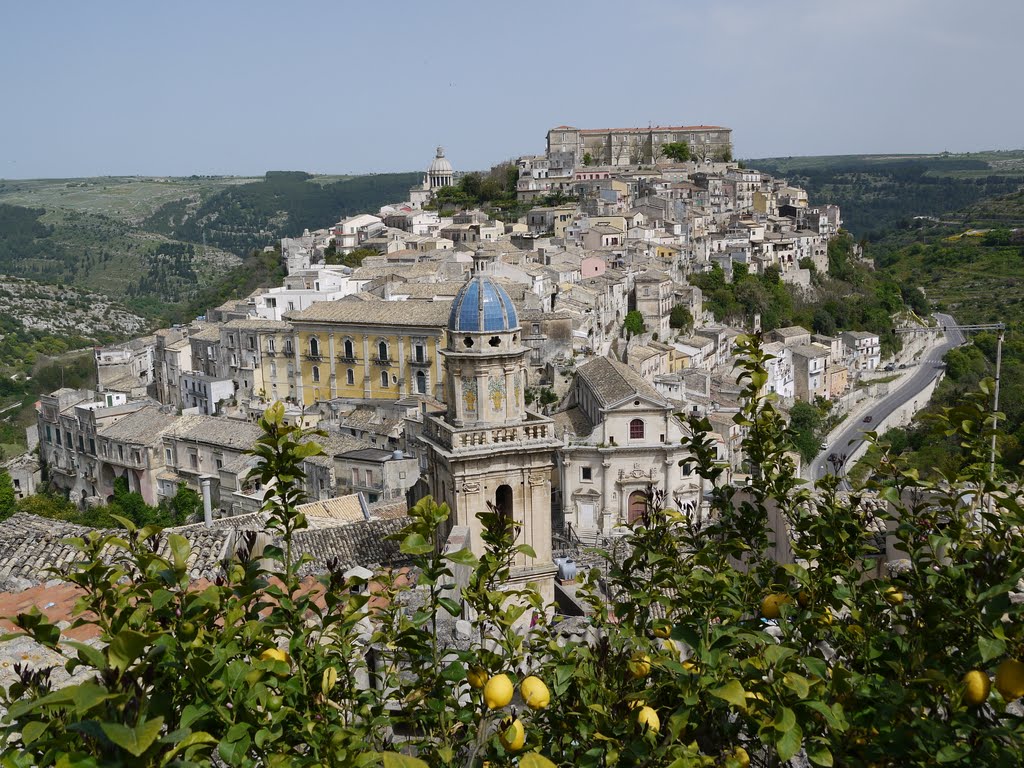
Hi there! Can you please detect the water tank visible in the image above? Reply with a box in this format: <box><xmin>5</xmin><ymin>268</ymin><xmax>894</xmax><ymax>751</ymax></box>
<box><xmin>555</xmin><ymin>557</ymin><xmax>578</xmax><ymax>582</ymax></box>
<box><xmin>392</xmin><ymin>449</ymin><xmax>404</xmax><ymax>460</ymax></box>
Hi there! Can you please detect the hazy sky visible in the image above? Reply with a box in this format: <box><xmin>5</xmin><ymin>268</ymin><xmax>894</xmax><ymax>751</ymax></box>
<box><xmin>2</xmin><ymin>0</ymin><xmax>1021</xmax><ymax>179</ymax></box>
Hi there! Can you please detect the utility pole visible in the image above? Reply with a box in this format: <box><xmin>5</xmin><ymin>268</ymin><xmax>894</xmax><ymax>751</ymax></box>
<box><xmin>896</xmin><ymin>318</ymin><xmax>1005</xmax><ymax>484</ymax></box>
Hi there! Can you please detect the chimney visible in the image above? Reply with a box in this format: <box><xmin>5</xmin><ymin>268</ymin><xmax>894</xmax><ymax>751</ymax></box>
<box><xmin>357</xmin><ymin>491</ymin><xmax>371</xmax><ymax>521</ymax></box>
<box><xmin>200</xmin><ymin>476</ymin><xmax>214</xmax><ymax>527</ymax></box>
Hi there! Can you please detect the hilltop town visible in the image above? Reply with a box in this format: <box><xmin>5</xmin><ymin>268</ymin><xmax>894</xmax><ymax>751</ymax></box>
<box><xmin>4</xmin><ymin>123</ymin><xmax>943</xmax><ymax>588</ymax></box>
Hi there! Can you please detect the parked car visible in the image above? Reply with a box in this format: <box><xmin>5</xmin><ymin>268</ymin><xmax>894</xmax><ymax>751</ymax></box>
<box><xmin>863</xmin><ymin>415</ymin><xmax>873</xmax><ymax>423</ymax></box>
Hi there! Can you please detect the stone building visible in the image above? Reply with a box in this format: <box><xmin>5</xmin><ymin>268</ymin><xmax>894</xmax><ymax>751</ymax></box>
<box><xmin>420</xmin><ymin>251</ymin><xmax>560</xmax><ymax>602</ymax></box>
<box><xmin>410</xmin><ymin>146</ymin><xmax>456</xmax><ymax>209</ymax></box>
<box><xmin>546</xmin><ymin>124</ymin><xmax>733</xmax><ymax>169</ymax></box>
<box><xmin>553</xmin><ymin>356</ymin><xmax>719</xmax><ymax>535</ymax></box>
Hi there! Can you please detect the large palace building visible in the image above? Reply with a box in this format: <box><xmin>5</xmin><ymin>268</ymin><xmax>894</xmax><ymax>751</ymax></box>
<box><xmin>546</xmin><ymin>124</ymin><xmax>732</xmax><ymax>168</ymax></box>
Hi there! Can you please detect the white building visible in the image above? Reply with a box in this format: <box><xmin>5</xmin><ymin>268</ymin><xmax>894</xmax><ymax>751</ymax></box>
<box><xmin>180</xmin><ymin>372</ymin><xmax>235</xmax><ymax>416</ymax></box>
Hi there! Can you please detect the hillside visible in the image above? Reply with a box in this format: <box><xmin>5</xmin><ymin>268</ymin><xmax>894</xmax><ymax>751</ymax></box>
<box><xmin>0</xmin><ymin>171</ymin><xmax>419</xmax><ymax>321</ymax></box>
<box><xmin>747</xmin><ymin>151</ymin><xmax>1024</xmax><ymax>240</ymax></box>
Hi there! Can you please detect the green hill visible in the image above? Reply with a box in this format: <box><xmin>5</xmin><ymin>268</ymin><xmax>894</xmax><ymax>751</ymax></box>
<box><xmin>747</xmin><ymin>151</ymin><xmax>1024</xmax><ymax>240</ymax></box>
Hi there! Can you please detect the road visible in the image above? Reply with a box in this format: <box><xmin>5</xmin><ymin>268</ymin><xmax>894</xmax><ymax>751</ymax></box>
<box><xmin>809</xmin><ymin>312</ymin><xmax>964</xmax><ymax>482</ymax></box>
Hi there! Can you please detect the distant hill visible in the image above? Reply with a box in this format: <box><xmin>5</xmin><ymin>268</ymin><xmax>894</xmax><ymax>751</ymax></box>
<box><xmin>0</xmin><ymin>170</ymin><xmax>420</xmax><ymax>321</ymax></box>
<box><xmin>144</xmin><ymin>171</ymin><xmax>421</xmax><ymax>255</ymax></box>
<box><xmin>746</xmin><ymin>151</ymin><xmax>1024</xmax><ymax>241</ymax></box>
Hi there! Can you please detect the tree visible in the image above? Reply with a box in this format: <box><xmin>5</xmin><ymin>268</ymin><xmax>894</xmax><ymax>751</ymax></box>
<box><xmin>623</xmin><ymin>310</ymin><xmax>645</xmax><ymax>337</ymax></box>
<box><xmin>0</xmin><ymin>471</ymin><xmax>15</xmax><ymax>520</ymax></box>
<box><xmin>582</xmin><ymin>152</ymin><xmax>593</xmax><ymax>166</ymax></box>
<box><xmin>662</xmin><ymin>142</ymin><xmax>691</xmax><ymax>163</ymax></box>
<box><xmin>788</xmin><ymin>399</ymin><xmax>822</xmax><ymax>463</ymax></box>
<box><xmin>669</xmin><ymin>304</ymin><xmax>694</xmax><ymax>333</ymax></box>
<box><xmin>5</xmin><ymin>364</ymin><xmax>1024</xmax><ymax>766</ymax></box>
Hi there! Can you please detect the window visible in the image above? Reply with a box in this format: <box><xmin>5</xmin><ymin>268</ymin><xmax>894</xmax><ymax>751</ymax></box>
<box><xmin>629</xmin><ymin>418</ymin><xmax>645</xmax><ymax>440</ymax></box>
<box><xmin>366</xmin><ymin>469</ymin><xmax>373</xmax><ymax>485</ymax></box>
<box><xmin>352</xmin><ymin>468</ymin><xmax>360</xmax><ymax>484</ymax></box>
<box><xmin>247</xmin><ymin>336</ymin><xmax>255</xmax><ymax>350</ymax></box>
<box><xmin>45</xmin><ymin>425</ymin><xmax>52</xmax><ymax>442</ymax></box>
<box><xmin>228</xmin><ymin>335</ymin><xmax>235</xmax><ymax>348</ymax></box>
<box><xmin>309</xmin><ymin>337</ymin><xmax>320</xmax><ymax>357</ymax></box>
<box><xmin>347</xmin><ymin>368</ymin><xmax>355</xmax><ymax>385</ymax></box>
<box><xmin>55</xmin><ymin>429</ymin><xmax>62</xmax><ymax>446</ymax></box>
<box><xmin>189</xmin><ymin>453</ymin><xmax>198</xmax><ymax>469</ymax></box>
<box><xmin>165</xmin><ymin>448</ymin><xmax>172</xmax><ymax>463</ymax></box>
<box><xmin>312</xmin><ymin>366</ymin><xmax>320</xmax><ymax>383</ymax></box>
<box><xmin>581</xmin><ymin>466</ymin><xmax>593</xmax><ymax>481</ymax></box>
<box><xmin>414</xmin><ymin>344</ymin><xmax>425</xmax><ymax>363</ymax></box>
<box><xmin>65</xmin><ymin>431</ymin><xmax>72</xmax><ymax>446</ymax></box>
<box><xmin>89</xmin><ymin>438</ymin><xmax>96</xmax><ymax>455</ymax></box>
<box><xmin>380</xmin><ymin>371</ymin><xmax>389</xmax><ymax>388</ymax></box>
<box><xmin>266</xmin><ymin>298</ymin><xmax>277</xmax><ymax>308</ymax></box>
<box><xmin>416</xmin><ymin>370</ymin><xmax>427</xmax><ymax>394</ymax></box>
<box><xmin>378</xmin><ymin>340</ymin><xmax>389</xmax><ymax>361</ymax></box>
<box><xmin>117</xmin><ymin>445</ymin><xmax>124</xmax><ymax>461</ymax></box>
<box><xmin>216</xmin><ymin>458</ymin><xmax>223</xmax><ymax>469</ymax></box>
<box><xmin>344</xmin><ymin>339</ymin><xmax>354</xmax><ymax>358</ymax></box>
<box><xmin>267</xmin><ymin>338</ymin><xmax>275</xmax><ymax>353</ymax></box>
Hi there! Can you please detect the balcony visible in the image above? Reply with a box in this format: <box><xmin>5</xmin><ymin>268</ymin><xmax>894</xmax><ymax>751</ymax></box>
<box><xmin>407</xmin><ymin>356</ymin><xmax>432</xmax><ymax>367</ymax></box>
<box><xmin>422</xmin><ymin>419</ymin><xmax>551</xmax><ymax>452</ymax></box>
<box><xmin>304</xmin><ymin>353</ymin><xmax>323</xmax><ymax>362</ymax></box>
<box><xmin>336</xmin><ymin>354</ymin><xmax>358</xmax><ymax>364</ymax></box>
<box><xmin>372</xmin><ymin>356</ymin><xmax>393</xmax><ymax>367</ymax></box>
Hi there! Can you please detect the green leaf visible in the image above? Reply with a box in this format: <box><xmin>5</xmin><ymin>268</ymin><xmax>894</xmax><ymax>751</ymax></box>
<box><xmin>978</xmin><ymin>636</ymin><xmax>1006</xmax><ymax>663</ymax></box>
<box><xmin>65</xmin><ymin>641</ymin><xmax>107</xmax><ymax>671</ymax></box>
<box><xmin>437</xmin><ymin>597</ymin><xmax>462</xmax><ymax>616</ymax></box>
<box><xmin>807</xmin><ymin>746</ymin><xmax>834</xmax><ymax>766</ymax></box>
<box><xmin>151</xmin><ymin>589</ymin><xmax>175</xmax><ymax>611</ymax></box>
<box><xmin>445</xmin><ymin>548</ymin><xmax>478</xmax><ymax>567</ymax></box>
<box><xmin>936</xmin><ymin>743</ymin><xmax>971</xmax><ymax>763</ymax></box>
<box><xmin>100</xmin><ymin>717</ymin><xmax>164</xmax><ymax>757</ymax></box>
<box><xmin>776</xmin><ymin>722</ymin><xmax>803</xmax><ymax>762</ymax></box>
<box><xmin>71</xmin><ymin>682</ymin><xmax>118</xmax><ymax>714</ymax></box>
<box><xmin>774</xmin><ymin>706</ymin><xmax>797</xmax><ymax>733</ymax></box>
<box><xmin>520</xmin><ymin>755</ymin><xmax>558</xmax><ymax>768</ymax></box>
<box><xmin>710</xmin><ymin>679</ymin><xmax>747</xmax><ymax>709</ymax></box>
<box><xmin>21</xmin><ymin>720</ymin><xmax>47</xmax><ymax>746</ymax></box>
<box><xmin>168</xmin><ymin>534</ymin><xmax>190</xmax><ymax>572</ymax></box>
<box><xmin>382</xmin><ymin>753</ymin><xmax>431</xmax><ymax>768</ymax></box>
<box><xmin>783</xmin><ymin>672</ymin><xmax>810</xmax><ymax>699</ymax></box>
<box><xmin>517</xmin><ymin>544</ymin><xmax>537</xmax><ymax>558</ymax></box>
<box><xmin>108</xmin><ymin>630</ymin><xmax>150</xmax><ymax>673</ymax></box>
<box><xmin>400</xmin><ymin>533</ymin><xmax>434</xmax><ymax>555</ymax></box>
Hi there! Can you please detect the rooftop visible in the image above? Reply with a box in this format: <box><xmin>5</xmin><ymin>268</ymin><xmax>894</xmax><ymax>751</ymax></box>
<box><xmin>575</xmin><ymin>356</ymin><xmax>667</xmax><ymax>408</ymax></box>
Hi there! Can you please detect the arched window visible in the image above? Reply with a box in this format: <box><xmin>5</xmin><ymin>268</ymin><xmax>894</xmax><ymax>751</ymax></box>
<box><xmin>629</xmin><ymin>418</ymin><xmax>645</xmax><ymax>440</ymax></box>
<box><xmin>380</xmin><ymin>371</ymin><xmax>389</xmax><ymax>388</ymax></box>
<box><xmin>309</xmin><ymin>337</ymin><xmax>320</xmax><ymax>358</ymax></box>
<box><xmin>344</xmin><ymin>339</ymin><xmax>354</xmax><ymax>359</ymax></box>
<box><xmin>311</xmin><ymin>366</ymin><xmax>320</xmax><ymax>383</ymax></box>
<box><xmin>416</xmin><ymin>370</ymin><xmax>427</xmax><ymax>394</ymax></box>
<box><xmin>378</xmin><ymin>340</ymin><xmax>389</xmax><ymax>361</ymax></box>
<box><xmin>628</xmin><ymin>491</ymin><xmax>647</xmax><ymax>524</ymax></box>
<box><xmin>346</xmin><ymin>368</ymin><xmax>355</xmax><ymax>385</ymax></box>
<box><xmin>493</xmin><ymin>485</ymin><xmax>515</xmax><ymax>539</ymax></box>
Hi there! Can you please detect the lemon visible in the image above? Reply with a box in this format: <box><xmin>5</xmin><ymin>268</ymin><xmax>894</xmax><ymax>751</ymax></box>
<box><xmin>483</xmin><ymin>673</ymin><xmax>514</xmax><ymax>709</ymax></box>
<box><xmin>498</xmin><ymin>716</ymin><xmax>525</xmax><ymax>752</ymax></box>
<box><xmin>652</xmin><ymin>622</ymin><xmax>671</xmax><ymax>639</ymax></box>
<box><xmin>883</xmin><ymin>586</ymin><xmax>904</xmax><ymax>605</ymax></box>
<box><xmin>995</xmin><ymin>659</ymin><xmax>1024</xmax><ymax>701</ymax></box>
<box><xmin>760</xmin><ymin>593</ymin><xmax>791</xmax><ymax>619</ymax></box>
<box><xmin>259</xmin><ymin>648</ymin><xmax>289</xmax><ymax>664</ymax></box>
<box><xmin>627</xmin><ymin>653</ymin><xmax>652</xmax><ymax>679</ymax></box>
<box><xmin>636</xmin><ymin>705</ymin><xmax>660</xmax><ymax>732</ymax></box>
<box><xmin>467</xmin><ymin>666</ymin><xmax>488</xmax><ymax>690</ymax></box>
<box><xmin>520</xmin><ymin>675</ymin><xmax>550</xmax><ymax>710</ymax></box>
<box><xmin>961</xmin><ymin>669</ymin><xmax>990</xmax><ymax>706</ymax></box>
<box><xmin>729</xmin><ymin>747</ymin><xmax>751</xmax><ymax>767</ymax></box>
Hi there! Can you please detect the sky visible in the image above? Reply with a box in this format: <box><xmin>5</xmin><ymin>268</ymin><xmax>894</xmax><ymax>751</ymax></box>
<box><xmin>1</xmin><ymin>0</ymin><xmax>1022</xmax><ymax>179</ymax></box>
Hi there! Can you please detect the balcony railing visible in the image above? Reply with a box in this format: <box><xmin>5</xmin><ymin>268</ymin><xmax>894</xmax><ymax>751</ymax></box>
<box><xmin>372</xmin><ymin>356</ymin><xmax>393</xmax><ymax>367</ymax></box>
<box><xmin>304</xmin><ymin>353</ymin><xmax>323</xmax><ymax>362</ymax></box>
<box><xmin>408</xmin><ymin>356</ymin><xmax>432</xmax><ymax>367</ymax></box>
<box><xmin>422</xmin><ymin>419</ymin><xmax>551</xmax><ymax>451</ymax></box>
<box><xmin>336</xmin><ymin>354</ymin><xmax>358</xmax><ymax>363</ymax></box>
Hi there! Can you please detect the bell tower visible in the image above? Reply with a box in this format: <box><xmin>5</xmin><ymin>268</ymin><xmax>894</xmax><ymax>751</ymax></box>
<box><xmin>422</xmin><ymin>250</ymin><xmax>559</xmax><ymax>601</ymax></box>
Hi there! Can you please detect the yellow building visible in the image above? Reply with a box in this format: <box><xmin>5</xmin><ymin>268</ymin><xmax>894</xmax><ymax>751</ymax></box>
<box><xmin>285</xmin><ymin>299</ymin><xmax>451</xmax><ymax>405</ymax></box>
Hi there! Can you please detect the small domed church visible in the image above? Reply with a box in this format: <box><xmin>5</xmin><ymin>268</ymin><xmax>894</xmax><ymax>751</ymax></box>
<box><xmin>409</xmin><ymin>146</ymin><xmax>455</xmax><ymax>210</ymax></box>
<box><xmin>420</xmin><ymin>250</ymin><xmax>561</xmax><ymax>602</ymax></box>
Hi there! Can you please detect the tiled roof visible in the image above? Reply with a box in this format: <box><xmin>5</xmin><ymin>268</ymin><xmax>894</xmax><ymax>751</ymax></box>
<box><xmin>575</xmin><ymin>356</ymin><xmax>668</xmax><ymax>408</ymax></box>
<box><xmin>551</xmin><ymin>406</ymin><xmax>595</xmax><ymax>439</ymax></box>
<box><xmin>295</xmin><ymin>495</ymin><xmax>365</xmax><ymax>523</ymax></box>
<box><xmin>97</xmin><ymin>405</ymin><xmax>179</xmax><ymax>445</ymax></box>
<box><xmin>288</xmin><ymin>299</ymin><xmax>452</xmax><ymax>327</ymax></box>
<box><xmin>294</xmin><ymin>517</ymin><xmax>411</xmax><ymax>577</ymax></box>
<box><xmin>162</xmin><ymin>415</ymin><xmax>264</xmax><ymax>450</ymax></box>
<box><xmin>223</xmin><ymin>318</ymin><xmax>293</xmax><ymax>331</ymax></box>
<box><xmin>189</xmin><ymin>326</ymin><xmax>222</xmax><ymax>342</ymax></box>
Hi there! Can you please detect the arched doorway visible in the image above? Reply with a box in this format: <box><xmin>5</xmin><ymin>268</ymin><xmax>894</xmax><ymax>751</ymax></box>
<box><xmin>416</xmin><ymin>370</ymin><xmax>427</xmax><ymax>394</ymax></box>
<box><xmin>627</xmin><ymin>490</ymin><xmax>647</xmax><ymax>524</ymax></box>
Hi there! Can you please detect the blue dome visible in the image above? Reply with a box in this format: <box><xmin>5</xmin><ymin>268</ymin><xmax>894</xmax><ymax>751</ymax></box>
<box><xmin>448</xmin><ymin>276</ymin><xmax>519</xmax><ymax>333</ymax></box>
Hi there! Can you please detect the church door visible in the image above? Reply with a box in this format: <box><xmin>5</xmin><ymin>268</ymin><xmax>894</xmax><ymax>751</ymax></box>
<box><xmin>627</xmin><ymin>491</ymin><xmax>647</xmax><ymax>524</ymax></box>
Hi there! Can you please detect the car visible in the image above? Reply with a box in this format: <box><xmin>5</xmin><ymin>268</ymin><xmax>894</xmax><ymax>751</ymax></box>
<box><xmin>820</xmin><ymin>441</ymin><xmax>828</xmax><ymax>451</ymax></box>
<box><xmin>863</xmin><ymin>415</ymin><xmax>873</xmax><ymax>423</ymax></box>
<box><xmin>884</xmin><ymin>364</ymin><xmax>895</xmax><ymax>372</ymax></box>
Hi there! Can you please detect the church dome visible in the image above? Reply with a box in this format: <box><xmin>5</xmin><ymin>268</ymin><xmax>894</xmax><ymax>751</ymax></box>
<box><xmin>448</xmin><ymin>272</ymin><xmax>518</xmax><ymax>333</ymax></box>
<box><xmin>428</xmin><ymin>146</ymin><xmax>453</xmax><ymax>176</ymax></box>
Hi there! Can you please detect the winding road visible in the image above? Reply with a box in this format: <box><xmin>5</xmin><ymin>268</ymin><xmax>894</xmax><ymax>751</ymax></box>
<box><xmin>809</xmin><ymin>312</ymin><xmax>964</xmax><ymax>482</ymax></box>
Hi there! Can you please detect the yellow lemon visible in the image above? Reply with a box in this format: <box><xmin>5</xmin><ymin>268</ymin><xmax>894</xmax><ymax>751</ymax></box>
<box><xmin>498</xmin><ymin>716</ymin><xmax>525</xmax><ymax>752</ymax></box>
<box><xmin>995</xmin><ymin>659</ymin><xmax>1024</xmax><ymax>701</ymax></box>
<box><xmin>962</xmin><ymin>669</ymin><xmax>990</xmax><ymax>706</ymax></box>
<box><xmin>467</xmin><ymin>666</ymin><xmax>488</xmax><ymax>690</ymax></box>
<box><xmin>520</xmin><ymin>675</ymin><xmax>550</xmax><ymax>710</ymax></box>
<box><xmin>729</xmin><ymin>747</ymin><xmax>751</xmax><ymax>767</ymax></box>
<box><xmin>628</xmin><ymin>653</ymin><xmax>652</xmax><ymax>679</ymax></box>
<box><xmin>819</xmin><ymin>607</ymin><xmax>834</xmax><ymax>626</ymax></box>
<box><xmin>483</xmin><ymin>673</ymin><xmax>514</xmax><ymax>709</ymax></box>
<box><xmin>796</xmin><ymin>590</ymin><xmax>811</xmax><ymax>608</ymax></box>
<box><xmin>259</xmin><ymin>648</ymin><xmax>289</xmax><ymax>664</ymax></box>
<box><xmin>652</xmin><ymin>622</ymin><xmax>671</xmax><ymax>639</ymax></box>
<box><xmin>883</xmin><ymin>586</ymin><xmax>904</xmax><ymax>605</ymax></box>
<box><xmin>760</xmin><ymin>593</ymin><xmax>791</xmax><ymax>620</ymax></box>
<box><xmin>636</xmin><ymin>705</ymin><xmax>660</xmax><ymax>732</ymax></box>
